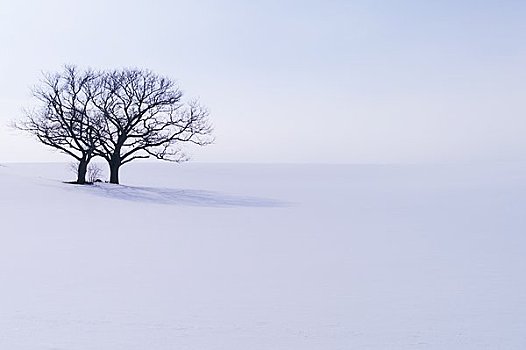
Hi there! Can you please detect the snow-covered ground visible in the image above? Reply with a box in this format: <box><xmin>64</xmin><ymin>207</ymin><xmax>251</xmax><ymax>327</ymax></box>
<box><xmin>1</xmin><ymin>162</ymin><xmax>525</xmax><ymax>349</ymax></box>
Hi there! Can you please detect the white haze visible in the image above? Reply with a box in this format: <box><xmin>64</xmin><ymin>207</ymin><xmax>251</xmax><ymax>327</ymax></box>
<box><xmin>1</xmin><ymin>0</ymin><xmax>526</xmax><ymax>164</ymax></box>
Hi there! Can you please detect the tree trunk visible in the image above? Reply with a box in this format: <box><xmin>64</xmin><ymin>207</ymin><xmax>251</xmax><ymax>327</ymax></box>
<box><xmin>77</xmin><ymin>159</ymin><xmax>88</xmax><ymax>184</ymax></box>
<box><xmin>109</xmin><ymin>158</ymin><xmax>121</xmax><ymax>184</ymax></box>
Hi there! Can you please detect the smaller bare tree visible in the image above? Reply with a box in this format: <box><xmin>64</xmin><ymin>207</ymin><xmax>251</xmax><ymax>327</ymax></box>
<box><xmin>87</xmin><ymin>163</ymin><xmax>104</xmax><ymax>183</ymax></box>
<box><xmin>69</xmin><ymin>162</ymin><xmax>104</xmax><ymax>183</ymax></box>
<box><xmin>17</xmin><ymin>66</ymin><xmax>101</xmax><ymax>184</ymax></box>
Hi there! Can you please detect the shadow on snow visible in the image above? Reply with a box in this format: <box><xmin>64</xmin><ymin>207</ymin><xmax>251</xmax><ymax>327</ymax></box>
<box><xmin>77</xmin><ymin>183</ymin><xmax>287</xmax><ymax>208</ymax></box>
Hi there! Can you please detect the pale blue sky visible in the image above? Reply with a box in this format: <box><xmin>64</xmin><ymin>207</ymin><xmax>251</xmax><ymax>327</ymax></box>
<box><xmin>1</xmin><ymin>0</ymin><xmax>525</xmax><ymax>163</ymax></box>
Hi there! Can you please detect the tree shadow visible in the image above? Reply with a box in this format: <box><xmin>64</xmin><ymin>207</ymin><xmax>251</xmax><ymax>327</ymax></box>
<box><xmin>78</xmin><ymin>183</ymin><xmax>288</xmax><ymax>208</ymax></box>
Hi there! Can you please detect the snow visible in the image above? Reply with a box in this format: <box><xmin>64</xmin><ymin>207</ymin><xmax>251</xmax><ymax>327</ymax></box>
<box><xmin>1</xmin><ymin>162</ymin><xmax>526</xmax><ymax>349</ymax></box>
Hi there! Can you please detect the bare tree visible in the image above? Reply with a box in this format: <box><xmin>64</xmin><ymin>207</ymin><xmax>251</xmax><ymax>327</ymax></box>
<box><xmin>87</xmin><ymin>163</ymin><xmax>104</xmax><ymax>183</ymax></box>
<box><xmin>69</xmin><ymin>161</ymin><xmax>104</xmax><ymax>183</ymax></box>
<box><xmin>17</xmin><ymin>66</ymin><xmax>101</xmax><ymax>184</ymax></box>
<box><xmin>17</xmin><ymin>66</ymin><xmax>211</xmax><ymax>185</ymax></box>
<box><xmin>92</xmin><ymin>68</ymin><xmax>212</xmax><ymax>184</ymax></box>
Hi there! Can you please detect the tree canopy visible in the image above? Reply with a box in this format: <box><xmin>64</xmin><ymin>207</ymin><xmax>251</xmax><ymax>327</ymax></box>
<box><xmin>18</xmin><ymin>66</ymin><xmax>213</xmax><ymax>184</ymax></box>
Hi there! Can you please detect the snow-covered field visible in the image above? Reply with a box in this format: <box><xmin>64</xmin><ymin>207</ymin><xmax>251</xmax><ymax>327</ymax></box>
<box><xmin>1</xmin><ymin>162</ymin><xmax>525</xmax><ymax>349</ymax></box>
